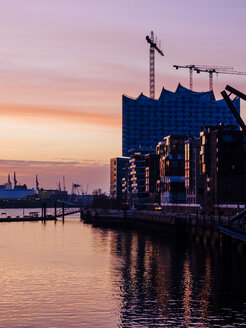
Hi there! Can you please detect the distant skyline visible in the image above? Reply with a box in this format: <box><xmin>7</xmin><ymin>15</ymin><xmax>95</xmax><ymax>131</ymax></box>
<box><xmin>0</xmin><ymin>0</ymin><xmax>245</xmax><ymax>192</ymax></box>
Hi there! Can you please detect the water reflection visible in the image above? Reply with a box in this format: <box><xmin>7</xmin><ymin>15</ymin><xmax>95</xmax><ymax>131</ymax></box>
<box><xmin>110</xmin><ymin>229</ymin><xmax>246</xmax><ymax>327</ymax></box>
<box><xmin>0</xmin><ymin>213</ymin><xmax>245</xmax><ymax>327</ymax></box>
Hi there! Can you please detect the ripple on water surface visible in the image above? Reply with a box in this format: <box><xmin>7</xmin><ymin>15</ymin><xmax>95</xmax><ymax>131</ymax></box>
<box><xmin>0</xmin><ymin>212</ymin><xmax>244</xmax><ymax>327</ymax></box>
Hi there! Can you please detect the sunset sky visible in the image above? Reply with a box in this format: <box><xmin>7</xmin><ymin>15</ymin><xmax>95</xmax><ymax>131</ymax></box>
<box><xmin>0</xmin><ymin>0</ymin><xmax>245</xmax><ymax>193</ymax></box>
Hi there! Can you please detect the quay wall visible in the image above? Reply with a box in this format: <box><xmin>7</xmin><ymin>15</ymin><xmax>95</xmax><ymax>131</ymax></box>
<box><xmin>161</xmin><ymin>203</ymin><xmax>246</xmax><ymax>217</ymax></box>
<box><xmin>84</xmin><ymin>209</ymin><xmax>246</xmax><ymax>253</ymax></box>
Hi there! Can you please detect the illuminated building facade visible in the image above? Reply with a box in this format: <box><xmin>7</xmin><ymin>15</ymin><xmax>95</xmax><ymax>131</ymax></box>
<box><xmin>110</xmin><ymin>157</ymin><xmax>129</xmax><ymax>200</ymax></box>
<box><xmin>157</xmin><ymin>135</ymin><xmax>186</xmax><ymax>204</ymax></box>
<box><xmin>200</xmin><ymin>124</ymin><xmax>246</xmax><ymax>211</ymax></box>
<box><xmin>129</xmin><ymin>151</ymin><xmax>150</xmax><ymax>204</ymax></box>
<box><xmin>145</xmin><ymin>153</ymin><xmax>160</xmax><ymax>202</ymax></box>
<box><xmin>185</xmin><ymin>138</ymin><xmax>204</xmax><ymax>205</ymax></box>
<box><xmin>122</xmin><ymin>84</ymin><xmax>240</xmax><ymax>156</ymax></box>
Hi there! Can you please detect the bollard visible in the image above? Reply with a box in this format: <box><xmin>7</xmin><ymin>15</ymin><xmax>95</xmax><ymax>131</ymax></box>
<box><xmin>54</xmin><ymin>201</ymin><xmax>57</xmax><ymax>219</ymax></box>
<box><xmin>43</xmin><ymin>201</ymin><xmax>47</xmax><ymax>219</ymax></box>
<box><xmin>62</xmin><ymin>202</ymin><xmax>65</xmax><ymax>222</ymax></box>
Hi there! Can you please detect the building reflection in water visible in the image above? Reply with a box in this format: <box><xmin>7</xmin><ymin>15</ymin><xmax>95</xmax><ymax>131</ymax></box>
<box><xmin>182</xmin><ymin>255</ymin><xmax>193</xmax><ymax>326</ymax></box>
<box><xmin>109</xmin><ymin>229</ymin><xmax>246</xmax><ymax>327</ymax></box>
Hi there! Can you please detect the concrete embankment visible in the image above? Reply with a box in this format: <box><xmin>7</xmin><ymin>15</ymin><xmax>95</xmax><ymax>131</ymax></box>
<box><xmin>84</xmin><ymin>209</ymin><xmax>226</xmax><ymax>230</ymax></box>
<box><xmin>82</xmin><ymin>209</ymin><xmax>246</xmax><ymax>252</ymax></box>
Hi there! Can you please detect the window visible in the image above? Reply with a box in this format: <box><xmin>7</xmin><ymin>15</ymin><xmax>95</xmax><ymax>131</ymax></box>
<box><xmin>172</xmin><ymin>160</ymin><xmax>178</xmax><ymax>168</ymax></box>
<box><xmin>221</xmin><ymin>134</ymin><xmax>232</xmax><ymax>143</ymax></box>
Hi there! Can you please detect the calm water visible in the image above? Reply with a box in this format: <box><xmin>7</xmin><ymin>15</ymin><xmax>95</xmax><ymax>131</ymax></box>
<box><xmin>0</xmin><ymin>210</ymin><xmax>245</xmax><ymax>327</ymax></box>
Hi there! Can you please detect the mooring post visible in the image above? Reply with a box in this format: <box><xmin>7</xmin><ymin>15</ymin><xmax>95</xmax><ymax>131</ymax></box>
<box><xmin>44</xmin><ymin>201</ymin><xmax>47</xmax><ymax>219</ymax></box>
<box><xmin>54</xmin><ymin>201</ymin><xmax>57</xmax><ymax>219</ymax></box>
<box><xmin>80</xmin><ymin>209</ymin><xmax>83</xmax><ymax>220</ymax></box>
<box><xmin>41</xmin><ymin>202</ymin><xmax>44</xmax><ymax>218</ymax></box>
<box><xmin>62</xmin><ymin>201</ymin><xmax>65</xmax><ymax>221</ymax></box>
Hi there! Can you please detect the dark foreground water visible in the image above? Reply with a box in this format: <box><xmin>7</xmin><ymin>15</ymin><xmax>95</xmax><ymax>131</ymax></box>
<box><xmin>0</xmin><ymin>210</ymin><xmax>245</xmax><ymax>327</ymax></box>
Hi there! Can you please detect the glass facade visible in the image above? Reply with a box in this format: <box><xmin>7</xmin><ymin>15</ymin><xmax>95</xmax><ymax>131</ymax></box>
<box><xmin>122</xmin><ymin>84</ymin><xmax>240</xmax><ymax>156</ymax></box>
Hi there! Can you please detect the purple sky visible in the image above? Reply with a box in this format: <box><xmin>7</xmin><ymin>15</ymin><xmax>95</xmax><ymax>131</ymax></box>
<box><xmin>0</xmin><ymin>0</ymin><xmax>245</xmax><ymax>192</ymax></box>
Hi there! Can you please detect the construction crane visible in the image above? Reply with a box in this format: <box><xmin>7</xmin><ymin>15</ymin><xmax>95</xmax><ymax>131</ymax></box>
<box><xmin>146</xmin><ymin>31</ymin><xmax>164</xmax><ymax>99</ymax></box>
<box><xmin>173</xmin><ymin>64</ymin><xmax>233</xmax><ymax>91</ymax></box>
<box><xmin>173</xmin><ymin>65</ymin><xmax>195</xmax><ymax>91</ymax></box>
<box><xmin>14</xmin><ymin>172</ymin><xmax>17</xmax><ymax>188</ymax></box>
<box><xmin>8</xmin><ymin>174</ymin><xmax>11</xmax><ymax>185</ymax></box>
<box><xmin>36</xmin><ymin>174</ymin><xmax>39</xmax><ymax>191</ymax></box>
<box><xmin>72</xmin><ymin>183</ymin><xmax>81</xmax><ymax>195</ymax></box>
<box><xmin>195</xmin><ymin>67</ymin><xmax>246</xmax><ymax>92</ymax></box>
<box><xmin>63</xmin><ymin>175</ymin><xmax>66</xmax><ymax>192</ymax></box>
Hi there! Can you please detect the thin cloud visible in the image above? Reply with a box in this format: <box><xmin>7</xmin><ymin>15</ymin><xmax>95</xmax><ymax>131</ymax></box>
<box><xmin>0</xmin><ymin>104</ymin><xmax>121</xmax><ymax>128</ymax></box>
<box><xmin>0</xmin><ymin>159</ymin><xmax>110</xmax><ymax>192</ymax></box>
<box><xmin>0</xmin><ymin>159</ymin><xmax>108</xmax><ymax>168</ymax></box>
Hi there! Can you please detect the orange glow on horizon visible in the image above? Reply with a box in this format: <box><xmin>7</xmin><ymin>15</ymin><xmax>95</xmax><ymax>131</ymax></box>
<box><xmin>0</xmin><ymin>103</ymin><xmax>121</xmax><ymax>128</ymax></box>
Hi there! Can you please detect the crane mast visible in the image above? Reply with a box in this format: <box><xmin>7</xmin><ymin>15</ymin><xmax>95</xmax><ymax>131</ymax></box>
<box><xmin>146</xmin><ymin>31</ymin><xmax>164</xmax><ymax>99</ymax></box>
<box><xmin>149</xmin><ymin>34</ymin><xmax>155</xmax><ymax>99</ymax></box>
<box><xmin>173</xmin><ymin>65</ymin><xmax>196</xmax><ymax>90</ymax></box>
<box><xmin>189</xmin><ymin>66</ymin><xmax>193</xmax><ymax>90</ymax></box>
<box><xmin>14</xmin><ymin>172</ymin><xmax>17</xmax><ymax>188</ymax></box>
<box><xmin>36</xmin><ymin>174</ymin><xmax>39</xmax><ymax>191</ymax></box>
